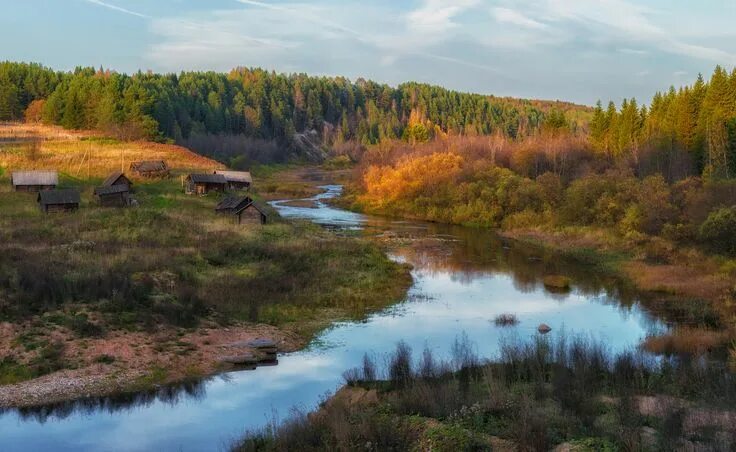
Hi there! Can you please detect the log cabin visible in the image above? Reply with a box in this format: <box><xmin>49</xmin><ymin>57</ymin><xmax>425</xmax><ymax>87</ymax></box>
<box><xmin>215</xmin><ymin>196</ymin><xmax>269</xmax><ymax>224</ymax></box>
<box><xmin>213</xmin><ymin>170</ymin><xmax>252</xmax><ymax>190</ymax></box>
<box><xmin>94</xmin><ymin>184</ymin><xmax>130</xmax><ymax>207</ymax></box>
<box><xmin>38</xmin><ymin>189</ymin><xmax>80</xmax><ymax>213</ymax></box>
<box><xmin>10</xmin><ymin>170</ymin><xmax>58</xmax><ymax>192</ymax></box>
<box><xmin>101</xmin><ymin>171</ymin><xmax>133</xmax><ymax>191</ymax></box>
<box><xmin>184</xmin><ymin>173</ymin><xmax>227</xmax><ymax>195</ymax></box>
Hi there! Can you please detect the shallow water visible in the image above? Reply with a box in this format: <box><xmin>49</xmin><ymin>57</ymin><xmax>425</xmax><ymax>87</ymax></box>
<box><xmin>0</xmin><ymin>185</ymin><xmax>663</xmax><ymax>451</ymax></box>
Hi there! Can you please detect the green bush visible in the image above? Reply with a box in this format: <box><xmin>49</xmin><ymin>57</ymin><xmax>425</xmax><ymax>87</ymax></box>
<box><xmin>698</xmin><ymin>206</ymin><xmax>736</xmax><ymax>255</ymax></box>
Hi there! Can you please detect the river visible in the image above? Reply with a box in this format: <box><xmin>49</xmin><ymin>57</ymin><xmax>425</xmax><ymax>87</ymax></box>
<box><xmin>0</xmin><ymin>185</ymin><xmax>664</xmax><ymax>451</ymax></box>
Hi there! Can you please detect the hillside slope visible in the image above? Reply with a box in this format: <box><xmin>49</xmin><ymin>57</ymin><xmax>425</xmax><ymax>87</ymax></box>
<box><xmin>0</xmin><ymin>123</ymin><xmax>222</xmax><ymax>178</ymax></box>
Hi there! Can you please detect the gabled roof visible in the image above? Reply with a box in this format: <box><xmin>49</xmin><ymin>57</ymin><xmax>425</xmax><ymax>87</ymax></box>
<box><xmin>130</xmin><ymin>160</ymin><xmax>168</xmax><ymax>172</ymax></box>
<box><xmin>214</xmin><ymin>170</ymin><xmax>252</xmax><ymax>184</ymax></box>
<box><xmin>216</xmin><ymin>195</ymin><xmax>253</xmax><ymax>212</ymax></box>
<box><xmin>11</xmin><ymin>171</ymin><xmax>58</xmax><ymax>187</ymax></box>
<box><xmin>235</xmin><ymin>200</ymin><xmax>269</xmax><ymax>216</ymax></box>
<box><xmin>37</xmin><ymin>189</ymin><xmax>80</xmax><ymax>205</ymax></box>
<box><xmin>94</xmin><ymin>184</ymin><xmax>129</xmax><ymax>196</ymax></box>
<box><xmin>189</xmin><ymin>173</ymin><xmax>227</xmax><ymax>184</ymax></box>
<box><xmin>101</xmin><ymin>171</ymin><xmax>130</xmax><ymax>187</ymax></box>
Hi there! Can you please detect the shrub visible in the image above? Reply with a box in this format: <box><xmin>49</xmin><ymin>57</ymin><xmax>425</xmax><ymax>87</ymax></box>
<box><xmin>389</xmin><ymin>341</ymin><xmax>413</xmax><ymax>389</ymax></box>
<box><xmin>494</xmin><ymin>313</ymin><xmax>519</xmax><ymax>327</ymax></box>
<box><xmin>698</xmin><ymin>206</ymin><xmax>736</xmax><ymax>255</ymax></box>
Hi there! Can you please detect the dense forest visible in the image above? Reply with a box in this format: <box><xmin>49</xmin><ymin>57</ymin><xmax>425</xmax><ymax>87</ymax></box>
<box><xmin>0</xmin><ymin>62</ymin><xmax>587</xmax><ymax>164</ymax></box>
<box><xmin>350</xmin><ymin>67</ymin><xmax>736</xmax><ymax>258</ymax></box>
<box><xmin>590</xmin><ymin>66</ymin><xmax>736</xmax><ymax>179</ymax></box>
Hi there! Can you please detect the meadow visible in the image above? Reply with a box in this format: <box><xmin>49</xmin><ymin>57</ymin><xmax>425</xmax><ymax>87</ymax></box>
<box><xmin>0</xmin><ymin>124</ymin><xmax>411</xmax><ymax>389</ymax></box>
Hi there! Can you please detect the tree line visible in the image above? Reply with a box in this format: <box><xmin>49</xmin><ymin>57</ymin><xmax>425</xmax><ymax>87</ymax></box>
<box><xmin>590</xmin><ymin>66</ymin><xmax>736</xmax><ymax>180</ymax></box>
<box><xmin>0</xmin><ymin>62</ymin><xmax>582</xmax><ymax>150</ymax></box>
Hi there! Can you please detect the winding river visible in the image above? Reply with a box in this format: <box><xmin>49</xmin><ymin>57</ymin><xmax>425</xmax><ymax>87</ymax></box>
<box><xmin>0</xmin><ymin>185</ymin><xmax>664</xmax><ymax>451</ymax></box>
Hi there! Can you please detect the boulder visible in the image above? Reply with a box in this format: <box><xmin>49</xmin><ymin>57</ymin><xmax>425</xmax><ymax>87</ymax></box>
<box><xmin>220</xmin><ymin>354</ymin><xmax>258</xmax><ymax>366</ymax></box>
<box><xmin>543</xmin><ymin>275</ymin><xmax>572</xmax><ymax>291</ymax></box>
<box><xmin>538</xmin><ymin>323</ymin><xmax>552</xmax><ymax>334</ymax></box>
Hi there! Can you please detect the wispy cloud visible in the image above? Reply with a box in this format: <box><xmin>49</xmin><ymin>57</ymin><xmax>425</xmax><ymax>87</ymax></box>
<box><xmin>538</xmin><ymin>0</ymin><xmax>736</xmax><ymax>64</ymax></box>
<box><xmin>407</xmin><ymin>0</ymin><xmax>479</xmax><ymax>33</ymax></box>
<box><xmin>138</xmin><ymin>0</ymin><xmax>736</xmax><ymax>103</ymax></box>
<box><xmin>492</xmin><ymin>7</ymin><xmax>547</xmax><ymax>30</ymax></box>
<box><xmin>618</xmin><ymin>48</ymin><xmax>648</xmax><ymax>56</ymax></box>
<box><xmin>84</xmin><ymin>0</ymin><xmax>149</xmax><ymax>19</ymax></box>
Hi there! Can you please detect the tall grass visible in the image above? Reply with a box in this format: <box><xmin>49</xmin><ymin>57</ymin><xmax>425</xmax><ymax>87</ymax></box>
<box><xmin>238</xmin><ymin>333</ymin><xmax>736</xmax><ymax>451</ymax></box>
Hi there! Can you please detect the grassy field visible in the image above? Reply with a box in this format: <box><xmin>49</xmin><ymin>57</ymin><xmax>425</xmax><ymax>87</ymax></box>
<box><xmin>0</xmin><ymin>123</ymin><xmax>221</xmax><ymax>177</ymax></box>
<box><xmin>0</xmin><ymin>123</ymin><xmax>411</xmax><ymax>391</ymax></box>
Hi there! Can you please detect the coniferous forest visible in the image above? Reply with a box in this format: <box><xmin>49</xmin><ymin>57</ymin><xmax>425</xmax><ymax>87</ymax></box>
<box><xmin>0</xmin><ymin>61</ymin><xmax>584</xmax><ymax>162</ymax></box>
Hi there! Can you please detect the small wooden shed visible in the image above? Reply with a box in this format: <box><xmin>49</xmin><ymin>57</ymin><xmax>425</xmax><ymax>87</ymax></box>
<box><xmin>38</xmin><ymin>189</ymin><xmax>80</xmax><ymax>213</ymax></box>
<box><xmin>237</xmin><ymin>201</ymin><xmax>269</xmax><ymax>225</ymax></box>
<box><xmin>215</xmin><ymin>196</ymin><xmax>269</xmax><ymax>224</ymax></box>
<box><xmin>94</xmin><ymin>184</ymin><xmax>130</xmax><ymax>207</ymax></box>
<box><xmin>214</xmin><ymin>170</ymin><xmax>252</xmax><ymax>190</ymax></box>
<box><xmin>216</xmin><ymin>195</ymin><xmax>253</xmax><ymax>214</ymax></box>
<box><xmin>11</xmin><ymin>171</ymin><xmax>58</xmax><ymax>192</ymax></box>
<box><xmin>130</xmin><ymin>160</ymin><xmax>169</xmax><ymax>178</ymax></box>
<box><xmin>101</xmin><ymin>171</ymin><xmax>133</xmax><ymax>191</ymax></box>
<box><xmin>184</xmin><ymin>173</ymin><xmax>227</xmax><ymax>195</ymax></box>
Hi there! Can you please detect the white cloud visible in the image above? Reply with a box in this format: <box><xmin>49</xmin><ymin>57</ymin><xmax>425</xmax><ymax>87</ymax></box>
<box><xmin>539</xmin><ymin>0</ymin><xmax>736</xmax><ymax>64</ymax></box>
<box><xmin>407</xmin><ymin>0</ymin><xmax>480</xmax><ymax>33</ymax></box>
<box><xmin>492</xmin><ymin>7</ymin><xmax>547</xmax><ymax>30</ymax></box>
<box><xmin>140</xmin><ymin>0</ymin><xmax>736</xmax><ymax>104</ymax></box>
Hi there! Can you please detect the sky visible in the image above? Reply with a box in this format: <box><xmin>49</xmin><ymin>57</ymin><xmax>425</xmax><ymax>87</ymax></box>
<box><xmin>2</xmin><ymin>0</ymin><xmax>736</xmax><ymax>105</ymax></box>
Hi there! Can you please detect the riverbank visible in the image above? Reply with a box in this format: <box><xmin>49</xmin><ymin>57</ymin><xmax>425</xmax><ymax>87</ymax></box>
<box><xmin>0</xmin><ymin>129</ymin><xmax>412</xmax><ymax>409</ymax></box>
<box><xmin>500</xmin><ymin>227</ymin><xmax>735</xmax><ymax>357</ymax></box>
<box><xmin>0</xmin><ymin>321</ymin><xmax>304</xmax><ymax>408</ymax></box>
<box><xmin>235</xmin><ymin>336</ymin><xmax>736</xmax><ymax>451</ymax></box>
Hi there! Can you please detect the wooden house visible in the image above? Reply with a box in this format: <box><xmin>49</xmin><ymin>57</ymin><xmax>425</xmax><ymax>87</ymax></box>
<box><xmin>101</xmin><ymin>171</ymin><xmax>133</xmax><ymax>191</ymax></box>
<box><xmin>213</xmin><ymin>170</ymin><xmax>252</xmax><ymax>190</ymax></box>
<box><xmin>37</xmin><ymin>189</ymin><xmax>80</xmax><ymax>213</ymax></box>
<box><xmin>184</xmin><ymin>173</ymin><xmax>227</xmax><ymax>195</ymax></box>
<box><xmin>11</xmin><ymin>171</ymin><xmax>58</xmax><ymax>192</ymax></box>
<box><xmin>94</xmin><ymin>184</ymin><xmax>130</xmax><ymax>207</ymax></box>
<box><xmin>130</xmin><ymin>160</ymin><xmax>169</xmax><ymax>178</ymax></box>
<box><xmin>216</xmin><ymin>195</ymin><xmax>269</xmax><ymax>224</ymax></box>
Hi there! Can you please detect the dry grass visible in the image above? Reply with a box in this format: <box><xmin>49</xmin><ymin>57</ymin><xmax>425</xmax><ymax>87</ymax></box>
<box><xmin>642</xmin><ymin>327</ymin><xmax>730</xmax><ymax>355</ymax></box>
<box><xmin>0</xmin><ymin>122</ymin><xmax>223</xmax><ymax>179</ymax></box>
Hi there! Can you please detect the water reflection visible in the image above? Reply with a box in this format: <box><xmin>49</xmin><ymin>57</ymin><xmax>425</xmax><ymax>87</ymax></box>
<box><xmin>0</xmin><ymin>185</ymin><xmax>664</xmax><ymax>452</ymax></box>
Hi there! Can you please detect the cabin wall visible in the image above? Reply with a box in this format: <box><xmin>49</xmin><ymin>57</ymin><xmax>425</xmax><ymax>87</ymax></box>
<box><xmin>227</xmin><ymin>182</ymin><xmax>251</xmax><ymax>191</ymax></box>
<box><xmin>15</xmin><ymin>184</ymin><xmax>55</xmax><ymax>192</ymax></box>
<box><xmin>237</xmin><ymin>207</ymin><xmax>267</xmax><ymax>224</ymax></box>
<box><xmin>99</xmin><ymin>193</ymin><xmax>128</xmax><ymax>207</ymax></box>
<box><xmin>42</xmin><ymin>203</ymin><xmax>78</xmax><ymax>213</ymax></box>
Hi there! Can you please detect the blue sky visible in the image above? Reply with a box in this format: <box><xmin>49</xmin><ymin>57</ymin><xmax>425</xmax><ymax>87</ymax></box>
<box><xmin>2</xmin><ymin>0</ymin><xmax>736</xmax><ymax>105</ymax></box>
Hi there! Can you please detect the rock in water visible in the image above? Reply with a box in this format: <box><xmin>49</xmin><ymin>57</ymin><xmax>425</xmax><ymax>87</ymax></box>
<box><xmin>538</xmin><ymin>323</ymin><xmax>552</xmax><ymax>334</ymax></box>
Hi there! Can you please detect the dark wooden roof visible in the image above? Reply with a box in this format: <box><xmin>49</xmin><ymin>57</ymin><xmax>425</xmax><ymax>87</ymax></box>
<box><xmin>235</xmin><ymin>200</ymin><xmax>269</xmax><ymax>216</ymax></box>
<box><xmin>214</xmin><ymin>170</ymin><xmax>252</xmax><ymax>184</ymax></box>
<box><xmin>37</xmin><ymin>189</ymin><xmax>80</xmax><ymax>205</ymax></box>
<box><xmin>216</xmin><ymin>196</ymin><xmax>253</xmax><ymax>212</ymax></box>
<box><xmin>101</xmin><ymin>171</ymin><xmax>129</xmax><ymax>187</ymax></box>
<box><xmin>189</xmin><ymin>173</ymin><xmax>227</xmax><ymax>184</ymax></box>
<box><xmin>94</xmin><ymin>185</ymin><xmax>129</xmax><ymax>196</ymax></box>
<box><xmin>130</xmin><ymin>160</ymin><xmax>168</xmax><ymax>172</ymax></box>
<box><xmin>11</xmin><ymin>170</ymin><xmax>58</xmax><ymax>187</ymax></box>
